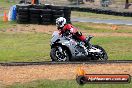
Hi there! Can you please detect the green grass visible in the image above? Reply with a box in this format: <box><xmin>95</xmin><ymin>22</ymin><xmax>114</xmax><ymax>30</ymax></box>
<box><xmin>0</xmin><ymin>32</ymin><xmax>51</xmax><ymax>62</ymax></box>
<box><xmin>71</xmin><ymin>11</ymin><xmax>132</xmax><ymax>21</ymax></box>
<box><xmin>5</xmin><ymin>79</ymin><xmax>132</xmax><ymax>88</ymax></box>
<box><xmin>91</xmin><ymin>36</ymin><xmax>132</xmax><ymax>60</ymax></box>
<box><xmin>0</xmin><ymin>16</ymin><xmax>2</xmax><ymax>21</ymax></box>
<box><xmin>0</xmin><ymin>11</ymin><xmax>2</xmax><ymax>14</ymax></box>
<box><xmin>0</xmin><ymin>32</ymin><xmax>131</xmax><ymax>62</ymax></box>
<box><xmin>0</xmin><ymin>21</ymin><xmax>16</xmax><ymax>30</ymax></box>
<box><xmin>73</xmin><ymin>22</ymin><xmax>132</xmax><ymax>33</ymax></box>
<box><xmin>0</xmin><ymin>0</ymin><xmax>17</xmax><ymax>17</ymax></box>
<box><xmin>0</xmin><ymin>0</ymin><xmax>17</xmax><ymax>8</ymax></box>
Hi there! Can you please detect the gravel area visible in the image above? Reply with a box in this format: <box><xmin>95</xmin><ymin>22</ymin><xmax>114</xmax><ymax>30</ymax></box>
<box><xmin>1</xmin><ymin>63</ymin><xmax>132</xmax><ymax>85</ymax></box>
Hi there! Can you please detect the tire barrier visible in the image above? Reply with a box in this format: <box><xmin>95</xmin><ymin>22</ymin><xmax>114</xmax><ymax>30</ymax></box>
<box><xmin>16</xmin><ymin>4</ymin><xmax>71</xmax><ymax>24</ymax></box>
<box><xmin>16</xmin><ymin>5</ymin><xmax>30</xmax><ymax>24</ymax></box>
<box><xmin>64</xmin><ymin>7</ymin><xmax>71</xmax><ymax>24</ymax></box>
<box><xmin>29</xmin><ymin>8</ymin><xmax>41</xmax><ymax>24</ymax></box>
<box><xmin>70</xmin><ymin>7</ymin><xmax>132</xmax><ymax>17</ymax></box>
<box><xmin>41</xmin><ymin>9</ymin><xmax>52</xmax><ymax>25</ymax></box>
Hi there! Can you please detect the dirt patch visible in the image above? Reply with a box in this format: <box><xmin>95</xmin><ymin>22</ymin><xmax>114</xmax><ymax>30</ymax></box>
<box><xmin>4</xmin><ymin>24</ymin><xmax>132</xmax><ymax>37</ymax></box>
<box><xmin>1</xmin><ymin>63</ymin><xmax>132</xmax><ymax>85</ymax></box>
<box><xmin>6</xmin><ymin>24</ymin><xmax>57</xmax><ymax>34</ymax></box>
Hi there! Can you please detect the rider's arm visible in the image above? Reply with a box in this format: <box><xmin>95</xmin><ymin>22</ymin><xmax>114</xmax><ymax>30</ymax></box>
<box><xmin>59</xmin><ymin>31</ymin><xmax>62</xmax><ymax>35</ymax></box>
<box><xmin>57</xmin><ymin>27</ymin><xmax>63</xmax><ymax>36</ymax></box>
<box><xmin>64</xmin><ymin>24</ymin><xmax>77</xmax><ymax>34</ymax></box>
<box><xmin>70</xmin><ymin>28</ymin><xmax>77</xmax><ymax>34</ymax></box>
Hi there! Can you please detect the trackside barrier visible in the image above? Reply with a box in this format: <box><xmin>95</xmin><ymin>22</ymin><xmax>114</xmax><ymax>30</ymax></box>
<box><xmin>70</xmin><ymin>6</ymin><xmax>132</xmax><ymax>17</ymax></box>
<box><xmin>16</xmin><ymin>4</ymin><xmax>71</xmax><ymax>24</ymax></box>
<box><xmin>16</xmin><ymin>4</ymin><xmax>132</xmax><ymax>24</ymax></box>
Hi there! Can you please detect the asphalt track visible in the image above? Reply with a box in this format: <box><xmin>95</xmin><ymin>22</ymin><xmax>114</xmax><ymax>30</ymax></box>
<box><xmin>1</xmin><ymin>60</ymin><xmax>132</xmax><ymax>66</ymax></box>
<box><xmin>71</xmin><ymin>18</ymin><xmax>132</xmax><ymax>25</ymax></box>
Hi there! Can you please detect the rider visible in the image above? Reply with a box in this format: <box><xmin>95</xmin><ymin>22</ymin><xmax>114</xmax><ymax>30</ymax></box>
<box><xmin>56</xmin><ymin>17</ymin><xmax>89</xmax><ymax>47</ymax></box>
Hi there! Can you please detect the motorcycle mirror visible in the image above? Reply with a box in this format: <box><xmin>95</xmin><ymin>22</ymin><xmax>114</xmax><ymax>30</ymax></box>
<box><xmin>86</xmin><ymin>35</ymin><xmax>94</xmax><ymax>42</ymax></box>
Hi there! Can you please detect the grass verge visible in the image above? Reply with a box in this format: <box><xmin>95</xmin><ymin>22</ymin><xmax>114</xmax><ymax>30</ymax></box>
<box><xmin>73</xmin><ymin>22</ymin><xmax>132</xmax><ymax>33</ymax></box>
<box><xmin>6</xmin><ymin>79</ymin><xmax>132</xmax><ymax>88</ymax></box>
<box><xmin>0</xmin><ymin>32</ymin><xmax>51</xmax><ymax>62</ymax></box>
<box><xmin>0</xmin><ymin>32</ymin><xmax>131</xmax><ymax>62</ymax></box>
<box><xmin>0</xmin><ymin>21</ymin><xmax>16</xmax><ymax>31</ymax></box>
<box><xmin>0</xmin><ymin>0</ymin><xmax>17</xmax><ymax>8</ymax></box>
<box><xmin>92</xmin><ymin>36</ymin><xmax>132</xmax><ymax>60</ymax></box>
<box><xmin>71</xmin><ymin>11</ymin><xmax>132</xmax><ymax>21</ymax></box>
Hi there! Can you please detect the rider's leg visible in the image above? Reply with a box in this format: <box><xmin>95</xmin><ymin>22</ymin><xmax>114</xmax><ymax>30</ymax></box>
<box><xmin>75</xmin><ymin>32</ymin><xmax>89</xmax><ymax>47</ymax></box>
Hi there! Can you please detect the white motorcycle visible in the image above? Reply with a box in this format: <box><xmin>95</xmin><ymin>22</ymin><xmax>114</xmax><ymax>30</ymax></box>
<box><xmin>50</xmin><ymin>31</ymin><xmax>108</xmax><ymax>61</ymax></box>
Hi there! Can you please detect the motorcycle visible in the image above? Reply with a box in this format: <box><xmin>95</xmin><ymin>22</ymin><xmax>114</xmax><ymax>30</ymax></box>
<box><xmin>50</xmin><ymin>31</ymin><xmax>108</xmax><ymax>61</ymax></box>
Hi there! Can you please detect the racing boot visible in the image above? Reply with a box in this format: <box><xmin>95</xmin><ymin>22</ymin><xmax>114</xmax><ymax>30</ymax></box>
<box><xmin>84</xmin><ymin>35</ymin><xmax>93</xmax><ymax>48</ymax></box>
<box><xmin>84</xmin><ymin>40</ymin><xmax>90</xmax><ymax>48</ymax></box>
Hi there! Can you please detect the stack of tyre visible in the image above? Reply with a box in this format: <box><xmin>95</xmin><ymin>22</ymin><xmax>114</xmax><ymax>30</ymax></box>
<box><xmin>51</xmin><ymin>6</ymin><xmax>65</xmax><ymax>24</ymax></box>
<box><xmin>41</xmin><ymin>8</ymin><xmax>52</xmax><ymax>24</ymax></box>
<box><xmin>29</xmin><ymin>6</ymin><xmax>41</xmax><ymax>24</ymax></box>
<box><xmin>16</xmin><ymin>5</ymin><xmax>71</xmax><ymax>24</ymax></box>
<box><xmin>52</xmin><ymin>6</ymin><xmax>71</xmax><ymax>24</ymax></box>
<box><xmin>64</xmin><ymin>7</ymin><xmax>71</xmax><ymax>24</ymax></box>
<box><xmin>16</xmin><ymin>5</ymin><xmax>30</xmax><ymax>23</ymax></box>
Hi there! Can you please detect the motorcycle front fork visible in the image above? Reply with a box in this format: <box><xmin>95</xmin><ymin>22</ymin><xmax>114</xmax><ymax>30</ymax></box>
<box><xmin>85</xmin><ymin>43</ymin><xmax>93</xmax><ymax>55</ymax></box>
<box><xmin>85</xmin><ymin>42</ymin><xmax>92</xmax><ymax>49</ymax></box>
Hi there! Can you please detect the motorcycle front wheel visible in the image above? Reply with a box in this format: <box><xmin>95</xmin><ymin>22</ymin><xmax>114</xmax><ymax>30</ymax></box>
<box><xmin>50</xmin><ymin>47</ymin><xmax>70</xmax><ymax>62</ymax></box>
<box><xmin>92</xmin><ymin>45</ymin><xmax>108</xmax><ymax>61</ymax></box>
